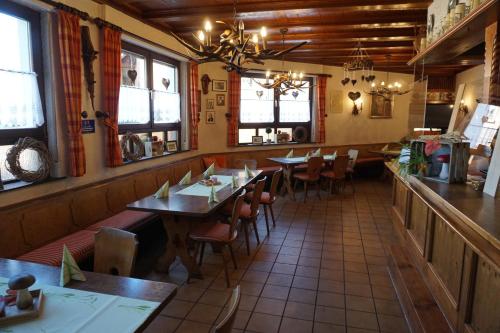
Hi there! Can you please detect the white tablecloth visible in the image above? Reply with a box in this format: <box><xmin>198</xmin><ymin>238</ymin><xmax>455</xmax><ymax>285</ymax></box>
<box><xmin>175</xmin><ymin>175</ymin><xmax>233</xmax><ymax>197</ymax></box>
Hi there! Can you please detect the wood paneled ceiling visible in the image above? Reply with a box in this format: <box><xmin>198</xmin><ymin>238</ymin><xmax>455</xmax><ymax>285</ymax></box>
<box><xmin>99</xmin><ymin>0</ymin><xmax>479</xmax><ymax>75</ymax></box>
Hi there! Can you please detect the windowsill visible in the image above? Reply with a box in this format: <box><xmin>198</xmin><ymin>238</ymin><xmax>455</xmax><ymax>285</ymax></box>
<box><xmin>122</xmin><ymin>149</ymin><xmax>190</xmax><ymax>165</ymax></box>
<box><xmin>0</xmin><ymin>176</ymin><xmax>66</xmax><ymax>194</ymax></box>
<box><xmin>238</xmin><ymin>141</ymin><xmax>313</xmax><ymax>147</ymax></box>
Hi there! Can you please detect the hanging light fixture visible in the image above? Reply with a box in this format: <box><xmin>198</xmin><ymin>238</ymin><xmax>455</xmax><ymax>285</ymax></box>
<box><xmin>340</xmin><ymin>41</ymin><xmax>375</xmax><ymax>87</ymax></box>
<box><xmin>168</xmin><ymin>1</ymin><xmax>307</xmax><ymax>73</ymax></box>
<box><xmin>366</xmin><ymin>55</ymin><xmax>411</xmax><ymax>100</ymax></box>
<box><xmin>254</xmin><ymin>29</ymin><xmax>308</xmax><ymax>95</ymax></box>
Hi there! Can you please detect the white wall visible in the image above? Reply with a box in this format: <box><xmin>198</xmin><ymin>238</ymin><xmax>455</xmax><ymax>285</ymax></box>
<box><xmin>1</xmin><ymin>0</ymin><xmax>414</xmax><ymax>207</ymax></box>
<box><xmin>456</xmin><ymin>65</ymin><xmax>486</xmax><ymax>112</ymax></box>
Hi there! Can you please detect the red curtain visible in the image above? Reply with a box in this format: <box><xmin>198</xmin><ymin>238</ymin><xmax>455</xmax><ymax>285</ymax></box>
<box><xmin>315</xmin><ymin>76</ymin><xmax>327</xmax><ymax>144</ymax></box>
<box><xmin>102</xmin><ymin>26</ymin><xmax>123</xmax><ymax>167</ymax></box>
<box><xmin>58</xmin><ymin>10</ymin><xmax>85</xmax><ymax>176</ymax></box>
<box><xmin>227</xmin><ymin>71</ymin><xmax>241</xmax><ymax>146</ymax></box>
<box><xmin>189</xmin><ymin>62</ymin><xmax>200</xmax><ymax>150</ymax></box>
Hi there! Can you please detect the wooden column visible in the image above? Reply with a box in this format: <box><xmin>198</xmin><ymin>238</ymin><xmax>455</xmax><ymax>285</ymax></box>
<box><xmin>489</xmin><ymin>22</ymin><xmax>500</xmax><ymax>106</ymax></box>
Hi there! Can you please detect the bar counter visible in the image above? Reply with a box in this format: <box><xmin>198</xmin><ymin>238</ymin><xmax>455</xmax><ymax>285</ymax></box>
<box><xmin>386</xmin><ymin>162</ymin><xmax>499</xmax><ymax>333</ymax></box>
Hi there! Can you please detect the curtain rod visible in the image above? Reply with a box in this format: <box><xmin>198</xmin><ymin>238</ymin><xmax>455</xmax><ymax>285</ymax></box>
<box><xmin>37</xmin><ymin>0</ymin><xmax>193</xmax><ymax>61</ymax></box>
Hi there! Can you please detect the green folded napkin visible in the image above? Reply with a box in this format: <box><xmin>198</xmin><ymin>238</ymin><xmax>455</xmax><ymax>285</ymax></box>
<box><xmin>245</xmin><ymin>164</ymin><xmax>254</xmax><ymax>178</ymax></box>
<box><xmin>203</xmin><ymin>163</ymin><xmax>215</xmax><ymax>177</ymax></box>
<box><xmin>154</xmin><ymin>180</ymin><xmax>170</xmax><ymax>199</ymax></box>
<box><xmin>60</xmin><ymin>245</ymin><xmax>86</xmax><ymax>287</ymax></box>
<box><xmin>286</xmin><ymin>149</ymin><xmax>294</xmax><ymax>158</ymax></box>
<box><xmin>332</xmin><ymin>151</ymin><xmax>337</xmax><ymax>159</ymax></box>
<box><xmin>312</xmin><ymin>148</ymin><xmax>321</xmax><ymax>157</ymax></box>
<box><xmin>304</xmin><ymin>152</ymin><xmax>311</xmax><ymax>162</ymax></box>
<box><xmin>208</xmin><ymin>185</ymin><xmax>219</xmax><ymax>203</ymax></box>
<box><xmin>178</xmin><ymin>170</ymin><xmax>192</xmax><ymax>185</ymax></box>
<box><xmin>232</xmin><ymin>174</ymin><xmax>239</xmax><ymax>188</ymax></box>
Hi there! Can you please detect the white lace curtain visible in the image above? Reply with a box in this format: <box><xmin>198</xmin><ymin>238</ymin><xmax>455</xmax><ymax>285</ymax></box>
<box><xmin>118</xmin><ymin>85</ymin><xmax>150</xmax><ymax>124</ymax></box>
<box><xmin>0</xmin><ymin>69</ymin><xmax>44</xmax><ymax>129</ymax></box>
<box><xmin>152</xmin><ymin>90</ymin><xmax>180</xmax><ymax>123</ymax></box>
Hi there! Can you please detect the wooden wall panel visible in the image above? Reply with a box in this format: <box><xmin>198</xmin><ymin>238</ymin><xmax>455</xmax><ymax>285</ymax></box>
<box><xmin>469</xmin><ymin>257</ymin><xmax>500</xmax><ymax>333</ymax></box>
<box><xmin>393</xmin><ymin>178</ymin><xmax>408</xmax><ymax>225</ymax></box>
<box><xmin>430</xmin><ymin>215</ymin><xmax>466</xmax><ymax>308</ymax></box>
<box><xmin>408</xmin><ymin>194</ymin><xmax>429</xmax><ymax>255</ymax></box>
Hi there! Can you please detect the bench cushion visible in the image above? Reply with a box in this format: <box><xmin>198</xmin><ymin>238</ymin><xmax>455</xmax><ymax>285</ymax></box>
<box><xmin>86</xmin><ymin>210</ymin><xmax>156</xmax><ymax>232</ymax></box>
<box><xmin>18</xmin><ymin>230</ymin><xmax>96</xmax><ymax>266</ymax></box>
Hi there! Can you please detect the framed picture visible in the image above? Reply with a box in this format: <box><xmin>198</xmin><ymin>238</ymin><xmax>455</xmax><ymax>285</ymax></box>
<box><xmin>216</xmin><ymin>94</ymin><xmax>226</xmax><ymax>106</ymax></box>
<box><xmin>166</xmin><ymin>140</ymin><xmax>178</xmax><ymax>153</ymax></box>
<box><xmin>206</xmin><ymin>111</ymin><xmax>215</xmax><ymax>124</ymax></box>
<box><xmin>213</xmin><ymin>80</ymin><xmax>227</xmax><ymax>92</ymax></box>
<box><xmin>370</xmin><ymin>95</ymin><xmax>392</xmax><ymax>118</ymax></box>
<box><xmin>252</xmin><ymin>136</ymin><xmax>264</xmax><ymax>145</ymax></box>
<box><xmin>206</xmin><ymin>99</ymin><xmax>215</xmax><ymax>110</ymax></box>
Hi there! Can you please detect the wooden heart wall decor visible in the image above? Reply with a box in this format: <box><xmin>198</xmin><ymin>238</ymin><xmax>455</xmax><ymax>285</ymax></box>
<box><xmin>127</xmin><ymin>70</ymin><xmax>137</xmax><ymax>84</ymax></box>
<box><xmin>348</xmin><ymin>91</ymin><xmax>361</xmax><ymax>102</ymax></box>
<box><xmin>348</xmin><ymin>91</ymin><xmax>362</xmax><ymax>116</ymax></box>
<box><xmin>162</xmin><ymin>78</ymin><xmax>170</xmax><ymax>90</ymax></box>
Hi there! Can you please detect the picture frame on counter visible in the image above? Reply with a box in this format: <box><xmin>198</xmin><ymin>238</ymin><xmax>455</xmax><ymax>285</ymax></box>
<box><xmin>252</xmin><ymin>136</ymin><xmax>264</xmax><ymax>145</ymax></box>
<box><xmin>166</xmin><ymin>140</ymin><xmax>178</xmax><ymax>153</ymax></box>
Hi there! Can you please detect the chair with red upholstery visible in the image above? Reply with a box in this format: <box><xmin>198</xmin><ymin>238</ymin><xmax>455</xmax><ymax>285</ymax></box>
<box><xmin>189</xmin><ymin>193</ymin><xmax>245</xmax><ymax>286</ymax></box>
<box><xmin>246</xmin><ymin>169</ymin><xmax>282</xmax><ymax>234</ymax></box>
<box><xmin>292</xmin><ymin>156</ymin><xmax>323</xmax><ymax>202</ymax></box>
<box><xmin>321</xmin><ymin>155</ymin><xmax>349</xmax><ymax>194</ymax></box>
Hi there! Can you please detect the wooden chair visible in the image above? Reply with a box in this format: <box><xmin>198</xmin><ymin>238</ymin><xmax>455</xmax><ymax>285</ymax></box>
<box><xmin>190</xmin><ymin>193</ymin><xmax>245</xmax><ymax>287</ymax></box>
<box><xmin>321</xmin><ymin>155</ymin><xmax>350</xmax><ymax>194</ymax></box>
<box><xmin>94</xmin><ymin>227</ymin><xmax>138</xmax><ymax>277</ymax></box>
<box><xmin>246</xmin><ymin>169</ymin><xmax>282</xmax><ymax>234</ymax></box>
<box><xmin>347</xmin><ymin>149</ymin><xmax>359</xmax><ymax>193</ymax></box>
<box><xmin>293</xmin><ymin>156</ymin><xmax>323</xmax><ymax>202</ymax></box>
<box><xmin>214</xmin><ymin>285</ymin><xmax>241</xmax><ymax>333</ymax></box>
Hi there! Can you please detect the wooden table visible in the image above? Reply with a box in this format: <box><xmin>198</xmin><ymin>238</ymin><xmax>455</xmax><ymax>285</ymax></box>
<box><xmin>0</xmin><ymin>258</ymin><xmax>177</xmax><ymax>332</ymax></box>
<box><xmin>268</xmin><ymin>156</ymin><xmax>335</xmax><ymax>200</ymax></box>
<box><xmin>369</xmin><ymin>149</ymin><xmax>401</xmax><ymax>160</ymax></box>
<box><xmin>127</xmin><ymin>168</ymin><xmax>261</xmax><ymax>278</ymax></box>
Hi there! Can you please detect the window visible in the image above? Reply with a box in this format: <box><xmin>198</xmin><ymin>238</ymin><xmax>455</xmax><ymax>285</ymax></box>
<box><xmin>238</xmin><ymin>74</ymin><xmax>312</xmax><ymax>144</ymax></box>
<box><xmin>0</xmin><ymin>1</ymin><xmax>45</xmax><ymax>183</ymax></box>
<box><xmin>119</xmin><ymin>42</ymin><xmax>181</xmax><ymax>154</ymax></box>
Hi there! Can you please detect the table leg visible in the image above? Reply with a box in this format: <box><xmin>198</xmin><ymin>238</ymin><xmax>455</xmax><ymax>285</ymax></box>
<box><xmin>156</xmin><ymin>215</ymin><xmax>202</xmax><ymax>279</ymax></box>
<box><xmin>280</xmin><ymin>165</ymin><xmax>295</xmax><ymax>201</ymax></box>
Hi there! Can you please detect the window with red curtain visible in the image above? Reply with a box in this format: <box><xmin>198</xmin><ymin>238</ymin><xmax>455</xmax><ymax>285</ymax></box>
<box><xmin>189</xmin><ymin>62</ymin><xmax>200</xmax><ymax>150</ymax></box>
<box><xmin>314</xmin><ymin>76</ymin><xmax>327</xmax><ymax>144</ymax></box>
<box><xmin>227</xmin><ymin>71</ymin><xmax>241</xmax><ymax>146</ymax></box>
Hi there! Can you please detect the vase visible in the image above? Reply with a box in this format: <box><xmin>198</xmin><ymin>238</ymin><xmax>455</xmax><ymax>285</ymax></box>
<box><xmin>439</xmin><ymin>163</ymin><xmax>449</xmax><ymax>180</ymax></box>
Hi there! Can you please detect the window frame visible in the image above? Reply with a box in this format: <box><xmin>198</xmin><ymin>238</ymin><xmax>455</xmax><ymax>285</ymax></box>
<box><xmin>238</xmin><ymin>72</ymin><xmax>313</xmax><ymax>145</ymax></box>
<box><xmin>0</xmin><ymin>0</ymin><xmax>46</xmax><ymax>146</ymax></box>
<box><xmin>119</xmin><ymin>42</ymin><xmax>182</xmax><ymax>145</ymax></box>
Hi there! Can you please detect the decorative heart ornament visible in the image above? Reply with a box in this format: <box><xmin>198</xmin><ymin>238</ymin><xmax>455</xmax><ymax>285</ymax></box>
<box><xmin>162</xmin><ymin>78</ymin><xmax>170</xmax><ymax>90</ymax></box>
<box><xmin>351</xmin><ymin>79</ymin><xmax>357</xmax><ymax>86</ymax></box>
<box><xmin>127</xmin><ymin>70</ymin><xmax>137</xmax><ymax>84</ymax></box>
<box><xmin>341</xmin><ymin>78</ymin><xmax>350</xmax><ymax>86</ymax></box>
<box><xmin>292</xmin><ymin>91</ymin><xmax>299</xmax><ymax>99</ymax></box>
<box><xmin>256</xmin><ymin>90</ymin><xmax>263</xmax><ymax>99</ymax></box>
<box><xmin>348</xmin><ymin>91</ymin><xmax>361</xmax><ymax>102</ymax></box>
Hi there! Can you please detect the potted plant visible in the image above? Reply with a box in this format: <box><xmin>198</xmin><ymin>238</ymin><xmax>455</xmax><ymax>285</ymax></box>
<box><xmin>265</xmin><ymin>127</ymin><xmax>273</xmax><ymax>143</ymax></box>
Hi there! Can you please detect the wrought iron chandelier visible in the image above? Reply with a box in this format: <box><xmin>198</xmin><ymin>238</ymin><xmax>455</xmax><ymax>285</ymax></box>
<box><xmin>168</xmin><ymin>1</ymin><xmax>307</xmax><ymax>73</ymax></box>
<box><xmin>366</xmin><ymin>55</ymin><xmax>411</xmax><ymax>100</ymax></box>
<box><xmin>254</xmin><ymin>29</ymin><xmax>308</xmax><ymax>96</ymax></box>
<box><xmin>340</xmin><ymin>41</ymin><xmax>375</xmax><ymax>86</ymax></box>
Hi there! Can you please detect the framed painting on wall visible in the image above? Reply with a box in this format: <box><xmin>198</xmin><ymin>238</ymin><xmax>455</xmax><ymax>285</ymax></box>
<box><xmin>370</xmin><ymin>95</ymin><xmax>392</xmax><ymax>118</ymax></box>
<box><xmin>206</xmin><ymin>111</ymin><xmax>215</xmax><ymax>124</ymax></box>
<box><xmin>216</xmin><ymin>94</ymin><xmax>225</xmax><ymax>106</ymax></box>
<box><xmin>206</xmin><ymin>99</ymin><xmax>215</xmax><ymax>110</ymax></box>
<box><xmin>212</xmin><ymin>80</ymin><xmax>227</xmax><ymax>92</ymax></box>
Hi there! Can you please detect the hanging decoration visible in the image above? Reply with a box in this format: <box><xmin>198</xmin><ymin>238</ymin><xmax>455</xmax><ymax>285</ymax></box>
<box><xmin>341</xmin><ymin>41</ymin><xmax>375</xmax><ymax>87</ymax></box>
<box><xmin>254</xmin><ymin>29</ymin><xmax>308</xmax><ymax>96</ymax></box>
<box><xmin>81</xmin><ymin>26</ymin><xmax>102</xmax><ymax>119</ymax></box>
<box><xmin>5</xmin><ymin>137</ymin><xmax>51</xmax><ymax>182</ymax></box>
<box><xmin>348</xmin><ymin>91</ymin><xmax>362</xmax><ymax>116</ymax></box>
<box><xmin>366</xmin><ymin>55</ymin><xmax>411</xmax><ymax>100</ymax></box>
<box><xmin>168</xmin><ymin>1</ymin><xmax>306</xmax><ymax>73</ymax></box>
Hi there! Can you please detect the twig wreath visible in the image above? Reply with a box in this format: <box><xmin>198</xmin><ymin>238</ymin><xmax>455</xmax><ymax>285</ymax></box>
<box><xmin>5</xmin><ymin>137</ymin><xmax>51</xmax><ymax>182</ymax></box>
<box><xmin>120</xmin><ymin>132</ymin><xmax>145</xmax><ymax>161</ymax></box>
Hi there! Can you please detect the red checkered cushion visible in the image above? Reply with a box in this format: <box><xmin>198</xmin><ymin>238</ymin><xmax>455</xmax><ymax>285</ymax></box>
<box><xmin>86</xmin><ymin>210</ymin><xmax>155</xmax><ymax>231</ymax></box>
<box><xmin>17</xmin><ymin>230</ymin><xmax>95</xmax><ymax>266</ymax></box>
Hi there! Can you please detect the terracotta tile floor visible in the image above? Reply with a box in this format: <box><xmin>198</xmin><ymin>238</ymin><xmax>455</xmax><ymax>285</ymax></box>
<box><xmin>142</xmin><ymin>179</ymin><xmax>410</xmax><ymax>333</ymax></box>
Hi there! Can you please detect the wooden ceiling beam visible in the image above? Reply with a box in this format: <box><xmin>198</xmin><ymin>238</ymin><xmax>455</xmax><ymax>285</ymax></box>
<box><xmin>142</xmin><ymin>0</ymin><xmax>431</xmax><ymax>19</ymax></box>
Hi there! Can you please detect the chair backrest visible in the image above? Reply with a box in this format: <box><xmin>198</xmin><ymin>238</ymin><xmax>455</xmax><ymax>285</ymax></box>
<box><xmin>347</xmin><ymin>149</ymin><xmax>359</xmax><ymax>166</ymax></box>
<box><xmin>233</xmin><ymin>159</ymin><xmax>257</xmax><ymax>170</ymax></box>
<box><xmin>250</xmin><ymin>178</ymin><xmax>266</xmax><ymax>217</ymax></box>
<box><xmin>214</xmin><ymin>285</ymin><xmax>241</xmax><ymax>333</ymax></box>
<box><xmin>333</xmin><ymin>155</ymin><xmax>350</xmax><ymax>179</ymax></box>
<box><xmin>306</xmin><ymin>157</ymin><xmax>324</xmax><ymax>179</ymax></box>
<box><xmin>229</xmin><ymin>192</ymin><xmax>246</xmax><ymax>237</ymax></box>
<box><xmin>94</xmin><ymin>227</ymin><xmax>138</xmax><ymax>277</ymax></box>
<box><xmin>269</xmin><ymin>169</ymin><xmax>283</xmax><ymax>199</ymax></box>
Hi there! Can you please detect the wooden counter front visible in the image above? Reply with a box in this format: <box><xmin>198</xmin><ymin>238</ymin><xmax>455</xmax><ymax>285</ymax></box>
<box><xmin>386</xmin><ymin>162</ymin><xmax>500</xmax><ymax>333</ymax></box>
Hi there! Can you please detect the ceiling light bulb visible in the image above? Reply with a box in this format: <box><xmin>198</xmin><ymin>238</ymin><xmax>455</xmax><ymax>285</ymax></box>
<box><xmin>198</xmin><ymin>31</ymin><xmax>205</xmax><ymax>41</ymax></box>
<box><xmin>299</xmin><ymin>72</ymin><xmax>304</xmax><ymax>79</ymax></box>
<box><xmin>381</xmin><ymin>81</ymin><xmax>385</xmax><ymax>86</ymax></box>
<box><xmin>388</xmin><ymin>84</ymin><xmax>393</xmax><ymax>89</ymax></box>
<box><xmin>371</xmin><ymin>83</ymin><xmax>376</xmax><ymax>87</ymax></box>
<box><xmin>266</xmin><ymin>70</ymin><xmax>271</xmax><ymax>78</ymax></box>
<box><xmin>260</xmin><ymin>26</ymin><xmax>267</xmax><ymax>37</ymax></box>
<box><xmin>252</xmin><ymin>34</ymin><xmax>258</xmax><ymax>44</ymax></box>
<box><xmin>292</xmin><ymin>72</ymin><xmax>297</xmax><ymax>79</ymax></box>
<box><xmin>238</xmin><ymin>20</ymin><xmax>245</xmax><ymax>31</ymax></box>
<box><xmin>204</xmin><ymin>20</ymin><xmax>212</xmax><ymax>32</ymax></box>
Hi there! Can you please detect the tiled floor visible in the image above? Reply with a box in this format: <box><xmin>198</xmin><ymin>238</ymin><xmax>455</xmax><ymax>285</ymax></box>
<box><xmin>142</xmin><ymin>179</ymin><xmax>410</xmax><ymax>333</ymax></box>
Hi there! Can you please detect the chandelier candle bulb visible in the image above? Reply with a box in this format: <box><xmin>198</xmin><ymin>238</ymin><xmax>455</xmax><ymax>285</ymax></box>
<box><xmin>238</xmin><ymin>20</ymin><xmax>244</xmax><ymax>43</ymax></box>
<box><xmin>204</xmin><ymin>20</ymin><xmax>212</xmax><ymax>46</ymax></box>
<box><xmin>260</xmin><ymin>27</ymin><xmax>267</xmax><ymax>49</ymax></box>
<box><xmin>252</xmin><ymin>34</ymin><xmax>259</xmax><ymax>53</ymax></box>
<box><xmin>198</xmin><ymin>31</ymin><xmax>205</xmax><ymax>50</ymax></box>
